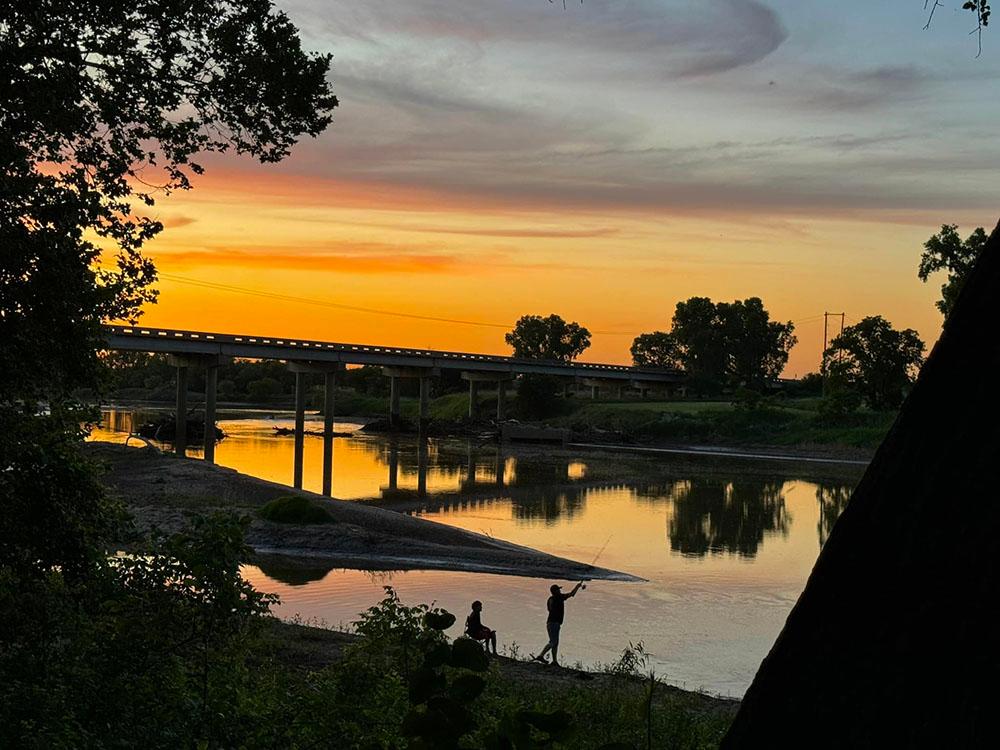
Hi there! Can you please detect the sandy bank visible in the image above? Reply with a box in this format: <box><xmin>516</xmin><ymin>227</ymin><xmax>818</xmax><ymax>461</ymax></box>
<box><xmin>86</xmin><ymin>441</ymin><xmax>639</xmax><ymax>581</ymax></box>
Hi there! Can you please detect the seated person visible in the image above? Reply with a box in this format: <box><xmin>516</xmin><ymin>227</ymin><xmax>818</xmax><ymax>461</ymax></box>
<box><xmin>465</xmin><ymin>600</ymin><xmax>498</xmax><ymax>655</ymax></box>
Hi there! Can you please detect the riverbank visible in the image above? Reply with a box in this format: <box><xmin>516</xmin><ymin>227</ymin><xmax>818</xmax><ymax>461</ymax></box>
<box><xmin>86</xmin><ymin>441</ymin><xmax>637</xmax><ymax>581</ymax></box>
<box><xmin>264</xmin><ymin>617</ymin><xmax>739</xmax><ymax>746</ymax></box>
<box><xmin>104</xmin><ymin>391</ymin><xmax>890</xmax><ymax>458</ymax></box>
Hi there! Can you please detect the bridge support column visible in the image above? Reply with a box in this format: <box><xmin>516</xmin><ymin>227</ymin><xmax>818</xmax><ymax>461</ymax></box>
<box><xmin>461</xmin><ymin>372</ymin><xmax>511</xmax><ymax>422</ymax></box>
<box><xmin>496</xmin><ymin>380</ymin><xmax>507</xmax><ymax>422</ymax></box>
<box><xmin>288</xmin><ymin>362</ymin><xmax>343</xmax><ymax>495</ymax></box>
<box><xmin>381</xmin><ymin>366</ymin><xmax>438</xmax><ymax>431</ymax></box>
<box><xmin>204</xmin><ymin>365</ymin><xmax>218</xmax><ymax>464</ymax></box>
<box><xmin>581</xmin><ymin>378</ymin><xmax>605</xmax><ymax>400</ymax></box>
<box><xmin>468</xmin><ymin>380</ymin><xmax>480</xmax><ymax>418</ymax></box>
<box><xmin>388</xmin><ymin>376</ymin><xmax>400</xmax><ymax>428</ymax></box>
<box><xmin>419</xmin><ymin>377</ymin><xmax>431</xmax><ymax>432</ymax></box>
<box><xmin>323</xmin><ymin>371</ymin><xmax>336</xmax><ymax>496</ymax></box>
<box><xmin>167</xmin><ymin>353</ymin><xmax>226</xmax><ymax>459</ymax></box>
<box><xmin>293</xmin><ymin>371</ymin><xmax>306</xmax><ymax>489</ymax></box>
<box><xmin>174</xmin><ymin>364</ymin><xmax>188</xmax><ymax>456</ymax></box>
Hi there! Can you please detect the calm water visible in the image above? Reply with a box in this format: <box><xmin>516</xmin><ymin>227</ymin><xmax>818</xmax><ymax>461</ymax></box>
<box><xmin>93</xmin><ymin>407</ymin><xmax>859</xmax><ymax>697</ymax></box>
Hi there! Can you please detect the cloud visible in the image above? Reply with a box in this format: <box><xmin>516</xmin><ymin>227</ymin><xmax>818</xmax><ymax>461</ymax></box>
<box><xmin>153</xmin><ymin>249</ymin><xmax>469</xmax><ymax>274</ymax></box>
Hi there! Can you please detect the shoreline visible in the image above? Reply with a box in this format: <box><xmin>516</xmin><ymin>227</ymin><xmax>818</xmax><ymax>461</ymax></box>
<box><xmin>87</xmin><ymin>441</ymin><xmax>640</xmax><ymax>582</ymax></box>
<box><xmin>98</xmin><ymin>400</ymin><xmax>880</xmax><ymax>463</ymax></box>
<box><xmin>266</xmin><ymin>617</ymin><xmax>742</xmax><ymax>710</ymax></box>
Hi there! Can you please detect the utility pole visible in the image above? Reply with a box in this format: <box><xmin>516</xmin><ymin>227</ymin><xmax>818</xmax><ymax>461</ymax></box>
<box><xmin>821</xmin><ymin>312</ymin><xmax>846</xmax><ymax>397</ymax></box>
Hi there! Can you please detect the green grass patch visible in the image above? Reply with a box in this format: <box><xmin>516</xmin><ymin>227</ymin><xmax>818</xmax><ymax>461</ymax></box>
<box><xmin>258</xmin><ymin>495</ymin><xmax>335</xmax><ymax>524</ymax></box>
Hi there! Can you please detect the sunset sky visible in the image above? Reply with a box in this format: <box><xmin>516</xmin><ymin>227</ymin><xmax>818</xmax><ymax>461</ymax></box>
<box><xmin>135</xmin><ymin>0</ymin><xmax>1000</xmax><ymax>376</ymax></box>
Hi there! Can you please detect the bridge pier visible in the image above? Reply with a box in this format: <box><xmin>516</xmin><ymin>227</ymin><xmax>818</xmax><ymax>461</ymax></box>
<box><xmin>288</xmin><ymin>362</ymin><xmax>344</xmax><ymax>494</ymax></box>
<box><xmin>581</xmin><ymin>378</ymin><xmax>604</xmax><ymax>400</ymax></box>
<box><xmin>167</xmin><ymin>353</ymin><xmax>224</xmax><ymax>459</ymax></box>
<box><xmin>461</xmin><ymin>372</ymin><xmax>512</xmax><ymax>422</ymax></box>
<box><xmin>174</xmin><ymin>363</ymin><xmax>188</xmax><ymax>456</ymax></box>
<box><xmin>382</xmin><ymin>366</ymin><xmax>438</xmax><ymax>430</ymax></box>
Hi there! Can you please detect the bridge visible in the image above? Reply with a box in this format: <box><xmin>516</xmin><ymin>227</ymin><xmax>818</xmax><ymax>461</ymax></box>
<box><xmin>103</xmin><ymin>324</ymin><xmax>687</xmax><ymax>495</ymax></box>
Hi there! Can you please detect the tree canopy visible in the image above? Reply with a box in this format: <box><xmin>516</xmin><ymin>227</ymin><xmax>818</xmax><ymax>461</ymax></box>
<box><xmin>629</xmin><ymin>331</ymin><xmax>682</xmax><ymax>369</ymax></box>
<box><xmin>1</xmin><ymin>0</ymin><xmax>337</xmax><ymax>404</ymax></box>
<box><xmin>639</xmin><ymin>297</ymin><xmax>795</xmax><ymax>391</ymax></box>
<box><xmin>505</xmin><ymin>314</ymin><xmax>591</xmax><ymax>362</ymax></box>
<box><xmin>824</xmin><ymin>315</ymin><xmax>925</xmax><ymax>411</ymax></box>
<box><xmin>918</xmin><ymin>223</ymin><xmax>989</xmax><ymax>319</ymax></box>
<box><xmin>1</xmin><ymin>3</ymin><xmax>336</xmax><ymax>743</ymax></box>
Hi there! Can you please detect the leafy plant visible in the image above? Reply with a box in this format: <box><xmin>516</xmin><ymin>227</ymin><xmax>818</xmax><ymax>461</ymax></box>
<box><xmin>258</xmin><ymin>495</ymin><xmax>335</xmax><ymax>524</ymax></box>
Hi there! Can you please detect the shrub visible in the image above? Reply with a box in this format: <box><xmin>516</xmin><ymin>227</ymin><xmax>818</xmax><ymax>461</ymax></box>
<box><xmin>258</xmin><ymin>496</ymin><xmax>334</xmax><ymax>524</ymax></box>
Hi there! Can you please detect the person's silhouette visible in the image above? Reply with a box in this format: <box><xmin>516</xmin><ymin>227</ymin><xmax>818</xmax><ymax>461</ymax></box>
<box><xmin>533</xmin><ymin>581</ymin><xmax>583</xmax><ymax>667</ymax></box>
<box><xmin>465</xmin><ymin>600</ymin><xmax>498</xmax><ymax>655</ymax></box>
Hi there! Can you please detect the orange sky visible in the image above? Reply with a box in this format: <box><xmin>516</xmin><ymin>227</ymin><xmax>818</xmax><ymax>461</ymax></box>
<box><xmin>129</xmin><ymin>163</ymin><xmax>952</xmax><ymax>377</ymax></box>
<box><xmin>119</xmin><ymin>1</ymin><xmax>1000</xmax><ymax>377</ymax></box>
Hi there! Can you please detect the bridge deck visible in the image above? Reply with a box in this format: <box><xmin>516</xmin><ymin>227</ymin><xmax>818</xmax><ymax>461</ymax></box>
<box><xmin>103</xmin><ymin>325</ymin><xmax>685</xmax><ymax>383</ymax></box>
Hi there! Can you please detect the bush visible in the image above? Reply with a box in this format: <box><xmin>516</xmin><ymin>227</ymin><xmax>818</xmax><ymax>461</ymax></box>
<box><xmin>258</xmin><ymin>496</ymin><xmax>335</xmax><ymax>524</ymax></box>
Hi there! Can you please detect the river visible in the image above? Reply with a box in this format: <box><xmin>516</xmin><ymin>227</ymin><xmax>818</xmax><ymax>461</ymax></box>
<box><xmin>92</xmin><ymin>406</ymin><xmax>861</xmax><ymax>697</ymax></box>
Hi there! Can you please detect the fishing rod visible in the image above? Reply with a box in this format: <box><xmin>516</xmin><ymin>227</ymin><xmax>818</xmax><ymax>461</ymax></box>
<box><xmin>579</xmin><ymin>534</ymin><xmax>614</xmax><ymax>591</ymax></box>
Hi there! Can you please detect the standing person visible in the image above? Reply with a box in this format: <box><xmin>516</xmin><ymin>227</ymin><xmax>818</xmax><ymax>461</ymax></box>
<box><xmin>465</xmin><ymin>600</ymin><xmax>498</xmax><ymax>655</ymax></box>
<box><xmin>532</xmin><ymin>581</ymin><xmax>584</xmax><ymax>667</ymax></box>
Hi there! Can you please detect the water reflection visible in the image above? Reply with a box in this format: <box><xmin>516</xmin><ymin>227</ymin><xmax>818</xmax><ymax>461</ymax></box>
<box><xmin>816</xmin><ymin>482</ymin><xmax>853</xmax><ymax>547</ymax></box>
<box><xmin>256</xmin><ymin>558</ymin><xmax>336</xmax><ymax>586</ymax></box>
<box><xmin>94</xmin><ymin>406</ymin><xmax>865</xmax><ymax>696</ymax></box>
<box><xmin>664</xmin><ymin>479</ymin><xmax>791</xmax><ymax>558</ymax></box>
<box><xmin>93</xmin><ymin>407</ymin><xmax>854</xmax><ymax>556</ymax></box>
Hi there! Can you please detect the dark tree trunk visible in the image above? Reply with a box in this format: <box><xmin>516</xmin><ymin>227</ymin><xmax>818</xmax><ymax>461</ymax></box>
<box><xmin>723</xmin><ymin>220</ymin><xmax>1000</xmax><ymax>749</ymax></box>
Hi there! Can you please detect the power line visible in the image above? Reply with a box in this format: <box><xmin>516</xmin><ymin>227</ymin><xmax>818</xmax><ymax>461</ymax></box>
<box><xmin>156</xmin><ymin>272</ymin><xmax>636</xmax><ymax>335</ymax></box>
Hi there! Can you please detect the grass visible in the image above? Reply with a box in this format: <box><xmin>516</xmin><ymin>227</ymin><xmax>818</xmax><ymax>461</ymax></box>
<box><xmin>547</xmin><ymin>398</ymin><xmax>894</xmax><ymax>452</ymax></box>
<box><xmin>258</xmin><ymin>495</ymin><xmax>335</xmax><ymax>524</ymax></box>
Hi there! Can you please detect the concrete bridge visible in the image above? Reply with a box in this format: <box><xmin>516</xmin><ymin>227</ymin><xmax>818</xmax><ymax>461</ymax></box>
<box><xmin>102</xmin><ymin>324</ymin><xmax>686</xmax><ymax>495</ymax></box>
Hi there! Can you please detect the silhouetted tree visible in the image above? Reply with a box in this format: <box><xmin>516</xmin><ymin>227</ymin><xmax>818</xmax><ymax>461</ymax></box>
<box><xmin>718</xmin><ymin>298</ymin><xmax>797</xmax><ymax>388</ymax></box>
<box><xmin>505</xmin><ymin>314</ymin><xmax>591</xmax><ymax>362</ymax></box>
<box><xmin>670</xmin><ymin>297</ymin><xmax>729</xmax><ymax>392</ymax></box>
<box><xmin>2</xmin><ymin>0</ymin><xmax>336</xmax><ymax>408</ymax></box>
<box><xmin>630</xmin><ymin>331</ymin><xmax>681</xmax><ymax>368</ymax></box>
<box><xmin>666</xmin><ymin>297</ymin><xmax>795</xmax><ymax>392</ymax></box>
<box><xmin>823</xmin><ymin>316</ymin><xmax>925</xmax><ymax>410</ymax></box>
<box><xmin>919</xmin><ymin>223</ymin><xmax>989</xmax><ymax>318</ymax></box>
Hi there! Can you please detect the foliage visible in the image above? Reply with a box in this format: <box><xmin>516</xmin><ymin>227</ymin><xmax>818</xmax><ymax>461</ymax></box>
<box><xmin>506</xmin><ymin>314</ymin><xmax>592</xmax><ymax>362</ymax></box>
<box><xmin>258</xmin><ymin>495</ymin><xmax>335</xmax><ymax>525</ymax></box>
<box><xmin>918</xmin><ymin>223</ymin><xmax>989</xmax><ymax>318</ymax></box>
<box><xmin>0</xmin><ymin>513</ymin><xmax>279</xmax><ymax>748</ymax></box>
<box><xmin>824</xmin><ymin>316</ymin><xmax>925</xmax><ymax>410</ymax></box>
<box><xmin>516</xmin><ymin>375</ymin><xmax>565</xmax><ymax>419</ymax></box>
<box><xmin>0</xmin><ymin>412</ymin><xmax>125</xmax><ymax>582</ymax></box>
<box><xmin>630</xmin><ymin>331</ymin><xmax>682</xmax><ymax>369</ymax></box>
<box><xmin>653</xmin><ymin>296</ymin><xmax>795</xmax><ymax>392</ymax></box>
<box><xmin>2</xmin><ymin>0</ymin><xmax>336</xmax><ymax>409</ymax></box>
<box><xmin>731</xmin><ymin>387</ymin><xmax>766</xmax><ymax>411</ymax></box>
